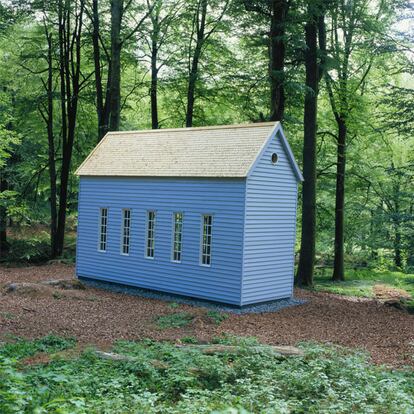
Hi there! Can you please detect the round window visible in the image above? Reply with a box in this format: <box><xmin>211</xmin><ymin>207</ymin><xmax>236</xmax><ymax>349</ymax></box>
<box><xmin>271</xmin><ymin>153</ymin><xmax>278</xmax><ymax>165</ymax></box>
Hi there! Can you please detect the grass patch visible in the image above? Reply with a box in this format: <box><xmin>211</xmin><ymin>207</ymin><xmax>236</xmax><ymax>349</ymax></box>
<box><xmin>314</xmin><ymin>268</ymin><xmax>414</xmax><ymax>310</ymax></box>
<box><xmin>155</xmin><ymin>312</ymin><xmax>194</xmax><ymax>329</ymax></box>
<box><xmin>0</xmin><ymin>336</ymin><xmax>413</xmax><ymax>413</ymax></box>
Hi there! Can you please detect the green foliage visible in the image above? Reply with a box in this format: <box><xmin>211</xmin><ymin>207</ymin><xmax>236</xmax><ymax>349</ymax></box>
<box><xmin>155</xmin><ymin>312</ymin><xmax>194</xmax><ymax>329</ymax></box>
<box><xmin>1</xmin><ymin>230</ymin><xmax>77</xmax><ymax>264</ymax></box>
<box><xmin>0</xmin><ymin>336</ymin><xmax>413</xmax><ymax>413</ymax></box>
<box><xmin>314</xmin><ymin>268</ymin><xmax>414</xmax><ymax>311</ymax></box>
<box><xmin>3</xmin><ymin>236</ymin><xmax>51</xmax><ymax>264</ymax></box>
<box><xmin>206</xmin><ymin>310</ymin><xmax>229</xmax><ymax>325</ymax></box>
<box><xmin>0</xmin><ymin>335</ymin><xmax>76</xmax><ymax>360</ymax></box>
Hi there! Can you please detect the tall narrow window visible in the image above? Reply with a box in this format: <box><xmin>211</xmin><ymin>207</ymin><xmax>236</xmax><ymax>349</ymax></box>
<box><xmin>121</xmin><ymin>209</ymin><xmax>131</xmax><ymax>255</ymax></box>
<box><xmin>201</xmin><ymin>214</ymin><xmax>213</xmax><ymax>266</ymax></box>
<box><xmin>146</xmin><ymin>211</ymin><xmax>156</xmax><ymax>258</ymax></box>
<box><xmin>98</xmin><ymin>208</ymin><xmax>108</xmax><ymax>252</ymax></box>
<box><xmin>172</xmin><ymin>212</ymin><xmax>183</xmax><ymax>262</ymax></box>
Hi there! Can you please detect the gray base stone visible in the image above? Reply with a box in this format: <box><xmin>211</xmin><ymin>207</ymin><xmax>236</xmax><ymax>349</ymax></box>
<box><xmin>79</xmin><ymin>277</ymin><xmax>307</xmax><ymax>314</ymax></box>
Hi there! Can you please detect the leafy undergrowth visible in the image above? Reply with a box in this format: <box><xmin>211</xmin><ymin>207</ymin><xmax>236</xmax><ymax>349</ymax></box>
<box><xmin>314</xmin><ymin>268</ymin><xmax>414</xmax><ymax>311</ymax></box>
<box><xmin>1</xmin><ymin>336</ymin><xmax>413</xmax><ymax>413</ymax></box>
<box><xmin>1</xmin><ymin>229</ymin><xmax>77</xmax><ymax>265</ymax></box>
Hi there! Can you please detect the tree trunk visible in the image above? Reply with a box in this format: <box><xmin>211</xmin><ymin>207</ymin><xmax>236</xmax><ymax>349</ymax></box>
<box><xmin>55</xmin><ymin>0</ymin><xmax>84</xmax><ymax>256</ymax></box>
<box><xmin>185</xmin><ymin>0</ymin><xmax>207</xmax><ymax>128</ymax></box>
<box><xmin>296</xmin><ymin>9</ymin><xmax>319</xmax><ymax>287</ymax></box>
<box><xmin>332</xmin><ymin>118</ymin><xmax>347</xmax><ymax>281</ymax></box>
<box><xmin>91</xmin><ymin>0</ymin><xmax>109</xmax><ymax>140</ymax></box>
<box><xmin>393</xmin><ymin>224</ymin><xmax>402</xmax><ymax>268</ymax></box>
<box><xmin>45</xmin><ymin>30</ymin><xmax>58</xmax><ymax>258</ymax></box>
<box><xmin>0</xmin><ymin>175</ymin><xmax>8</xmax><ymax>256</ymax></box>
<box><xmin>109</xmin><ymin>0</ymin><xmax>123</xmax><ymax>131</ymax></box>
<box><xmin>150</xmin><ymin>40</ymin><xmax>159</xmax><ymax>129</ymax></box>
<box><xmin>269</xmin><ymin>0</ymin><xmax>287</xmax><ymax>122</ymax></box>
<box><xmin>407</xmin><ymin>203</ymin><xmax>414</xmax><ymax>268</ymax></box>
<box><xmin>392</xmin><ymin>179</ymin><xmax>402</xmax><ymax>268</ymax></box>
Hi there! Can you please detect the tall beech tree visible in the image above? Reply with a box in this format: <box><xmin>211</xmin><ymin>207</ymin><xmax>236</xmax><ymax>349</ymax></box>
<box><xmin>324</xmin><ymin>0</ymin><xmax>393</xmax><ymax>281</ymax></box>
<box><xmin>141</xmin><ymin>0</ymin><xmax>182</xmax><ymax>129</ymax></box>
<box><xmin>296</xmin><ymin>1</ymin><xmax>326</xmax><ymax>287</ymax></box>
<box><xmin>28</xmin><ymin>0</ymin><xmax>87</xmax><ymax>257</ymax></box>
<box><xmin>89</xmin><ymin>0</ymin><xmax>153</xmax><ymax>137</ymax></box>
<box><xmin>89</xmin><ymin>0</ymin><xmax>111</xmax><ymax>140</ymax></box>
<box><xmin>243</xmin><ymin>0</ymin><xmax>290</xmax><ymax>121</ymax></box>
<box><xmin>185</xmin><ymin>0</ymin><xmax>230</xmax><ymax>127</ymax></box>
<box><xmin>55</xmin><ymin>0</ymin><xmax>86</xmax><ymax>256</ymax></box>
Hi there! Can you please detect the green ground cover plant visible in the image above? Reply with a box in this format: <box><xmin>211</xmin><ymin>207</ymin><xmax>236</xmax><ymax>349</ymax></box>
<box><xmin>155</xmin><ymin>312</ymin><xmax>194</xmax><ymax>329</ymax></box>
<box><xmin>314</xmin><ymin>268</ymin><xmax>414</xmax><ymax>310</ymax></box>
<box><xmin>0</xmin><ymin>336</ymin><xmax>413</xmax><ymax>413</ymax></box>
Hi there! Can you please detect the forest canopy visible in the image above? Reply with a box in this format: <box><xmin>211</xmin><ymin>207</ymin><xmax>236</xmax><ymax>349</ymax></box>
<box><xmin>0</xmin><ymin>0</ymin><xmax>412</xmax><ymax>283</ymax></box>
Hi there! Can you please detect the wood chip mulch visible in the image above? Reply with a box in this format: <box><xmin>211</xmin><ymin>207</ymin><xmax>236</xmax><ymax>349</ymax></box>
<box><xmin>0</xmin><ymin>263</ymin><xmax>413</xmax><ymax>368</ymax></box>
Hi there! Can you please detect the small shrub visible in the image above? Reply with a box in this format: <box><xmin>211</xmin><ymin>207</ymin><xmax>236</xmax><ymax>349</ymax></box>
<box><xmin>155</xmin><ymin>312</ymin><xmax>194</xmax><ymax>329</ymax></box>
<box><xmin>0</xmin><ymin>335</ymin><xmax>76</xmax><ymax>360</ymax></box>
<box><xmin>206</xmin><ymin>310</ymin><xmax>229</xmax><ymax>325</ymax></box>
<box><xmin>181</xmin><ymin>336</ymin><xmax>198</xmax><ymax>344</ymax></box>
<box><xmin>3</xmin><ymin>237</ymin><xmax>50</xmax><ymax>264</ymax></box>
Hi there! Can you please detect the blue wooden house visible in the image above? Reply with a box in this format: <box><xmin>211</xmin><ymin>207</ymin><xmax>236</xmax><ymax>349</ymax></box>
<box><xmin>75</xmin><ymin>122</ymin><xmax>303</xmax><ymax>306</ymax></box>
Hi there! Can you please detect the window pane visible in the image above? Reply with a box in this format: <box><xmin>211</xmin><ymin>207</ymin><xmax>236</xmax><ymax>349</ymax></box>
<box><xmin>98</xmin><ymin>208</ymin><xmax>108</xmax><ymax>251</ymax></box>
<box><xmin>201</xmin><ymin>214</ymin><xmax>212</xmax><ymax>266</ymax></box>
<box><xmin>172</xmin><ymin>212</ymin><xmax>183</xmax><ymax>262</ymax></box>
<box><xmin>121</xmin><ymin>209</ymin><xmax>131</xmax><ymax>255</ymax></box>
<box><xmin>146</xmin><ymin>211</ymin><xmax>156</xmax><ymax>258</ymax></box>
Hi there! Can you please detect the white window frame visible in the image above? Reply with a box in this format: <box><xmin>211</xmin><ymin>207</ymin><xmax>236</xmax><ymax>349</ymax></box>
<box><xmin>200</xmin><ymin>214</ymin><xmax>213</xmax><ymax>267</ymax></box>
<box><xmin>120</xmin><ymin>208</ymin><xmax>131</xmax><ymax>256</ymax></box>
<box><xmin>171</xmin><ymin>212</ymin><xmax>183</xmax><ymax>263</ymax></box>
<box><xmin>98</xmin><ymin>207</ymin><xmax>108</xmax><ymax>252</ymax></box>
<box><xmin>145</xmin><ymin>210</ymin><xmax>156</xmax><ymax>259</ymax></box>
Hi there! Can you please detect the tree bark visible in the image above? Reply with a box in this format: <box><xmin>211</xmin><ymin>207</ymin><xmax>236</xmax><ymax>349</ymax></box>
<box><xmin>0</xmin><ymin>175</ymin><xmax>8</xmax><ymax>256</ymax></box>
<box><xmin>332</xmin><ymin>118</ymin><xmax>346</xmax><ymax>281</ymax></box>
<box><xmin>185</xmin><ymin>0</ymin><xmax>207</xmax><ymax>128</ymax></box>
<box><xmin>392</xmin><ymin>177</ymin><xmax>402</xmax><ymax>268</ymax></box>
<box><xmin>150</xmin><ymin>35</ymin><xmax>159</xmax><ymax>129</ymax></box>
<box><xmin>91</xmin><ymin>0</ymin><xmax>110</xmax><ymax>140</ymax></box>
<box><xmin>268</xmin><ymin>0</ymin><xmax>288</xmax><ymax>122</ymax></box>
<box><xmin>45</xmin><ymin>29</ymin><xmax>58</xmax><ymax>257</ymax></box>
<box><xmin>109</xmin><ymin>0</ymin><xmax>123</xmax><ymax>131</ymax></box>
<box><xmin>296</xmin><ymin>8</ymin><xmax>319</xmax><ymax>287</ymax></box>
<box><xmin>54</xmin><ymin>0</ymin><xmax>85</xmax><ymax>256</ymax></box>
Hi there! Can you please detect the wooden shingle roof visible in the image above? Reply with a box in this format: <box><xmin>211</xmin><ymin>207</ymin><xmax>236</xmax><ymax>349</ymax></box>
<box><xmin>76</xmin><ymin>122</ymin><xmax>303</xmax><ymax>180</ymax></box>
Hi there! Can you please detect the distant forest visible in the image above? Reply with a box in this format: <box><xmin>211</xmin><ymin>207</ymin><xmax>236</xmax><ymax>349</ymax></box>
<box><xmin>0</xmin><ymin>0</ymin><xmax>413</xmax><ymax>285</ymax></box>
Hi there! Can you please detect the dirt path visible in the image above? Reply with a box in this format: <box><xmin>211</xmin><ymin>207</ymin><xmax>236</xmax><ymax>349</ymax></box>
<box><xmin>1</xmin><ymin>263</ymin><xmax>413</xmax><ymax>367</ymax></box>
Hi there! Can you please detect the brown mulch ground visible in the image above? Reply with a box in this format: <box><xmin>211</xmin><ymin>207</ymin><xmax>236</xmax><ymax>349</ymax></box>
<box><xmin>0</xmin><ymin>263</ymin><xmax>413</xmax><ymax>368</ymax></box>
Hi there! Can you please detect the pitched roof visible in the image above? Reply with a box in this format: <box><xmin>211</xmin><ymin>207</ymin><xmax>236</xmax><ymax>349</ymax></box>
<box><xmin>76</xmin><ymin>122</ymin><xmax>303</xmax><ymax>181</ymax></box>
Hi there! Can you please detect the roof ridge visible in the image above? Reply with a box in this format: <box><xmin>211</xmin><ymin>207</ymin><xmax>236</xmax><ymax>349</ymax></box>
<box><xmin>106</xmin><ymin>122</ymin><xmax>278</xmax><ymax>136</ymax></box>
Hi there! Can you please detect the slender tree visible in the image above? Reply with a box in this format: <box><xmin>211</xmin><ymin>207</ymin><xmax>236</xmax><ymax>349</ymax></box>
<box><xmin>296</xmin><ymin>1</ymin><xmax>326</xmax><ymax>286</ymax></box>
<box><xmin>90</xmin><ymin>0</ymin><xmax>111</xmax><ymax>140</ymax></box>
<box><xmin>38</xmin><ymin>17</ymin><xmax>58</xmax><ymax>256</ymax></box>
<box><xmin>88</xmin><ymin>0</ymin><xmax>153</xmax><ymax>135</ymax></box>
<box><xmin>185</xmin><ymin>0</ymin><xmax>229</xmax><ymax>127</ymax></box>
<box><xmin>243</xmin><ymin>0</ymin><xmax>290</xmax><ymax>121</ymax></box>
<box><xmin>141</xmin><ymin>0</ymin><xmax>182</xmax><ymax>129</ymax></box>
<box><xmin>324</xmin><ymin>0</ymin><xmax>392</xmax><ymax>280</ymax></box>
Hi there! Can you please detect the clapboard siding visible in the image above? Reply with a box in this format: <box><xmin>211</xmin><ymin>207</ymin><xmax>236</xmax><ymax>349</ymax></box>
<box><xmin>242</xmin><ymin>130</ymin><xmax>298</xmax><ymax>305</ymax></box>
<box><xmin>76</xmin><ymin>177</ymin><xmax>245</xmax><ymax>305</ymax></box>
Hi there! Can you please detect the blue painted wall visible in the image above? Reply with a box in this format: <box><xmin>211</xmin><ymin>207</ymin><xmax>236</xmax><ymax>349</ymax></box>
<box><xmin>241</xmin><ymin>130</ymin><xmax>298</xmax><ymax>305</ymax></box>
<box><xmin>76</xmin><ymin>177</ymin><xmax>246</xmax><ymax>305</ymax></box>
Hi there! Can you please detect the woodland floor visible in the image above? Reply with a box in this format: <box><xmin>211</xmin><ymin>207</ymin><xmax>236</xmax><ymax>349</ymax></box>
<box><xmin>0</xmin><ymin>263</ymin><xmax>413</xmax><ymax>368</ymax></box>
